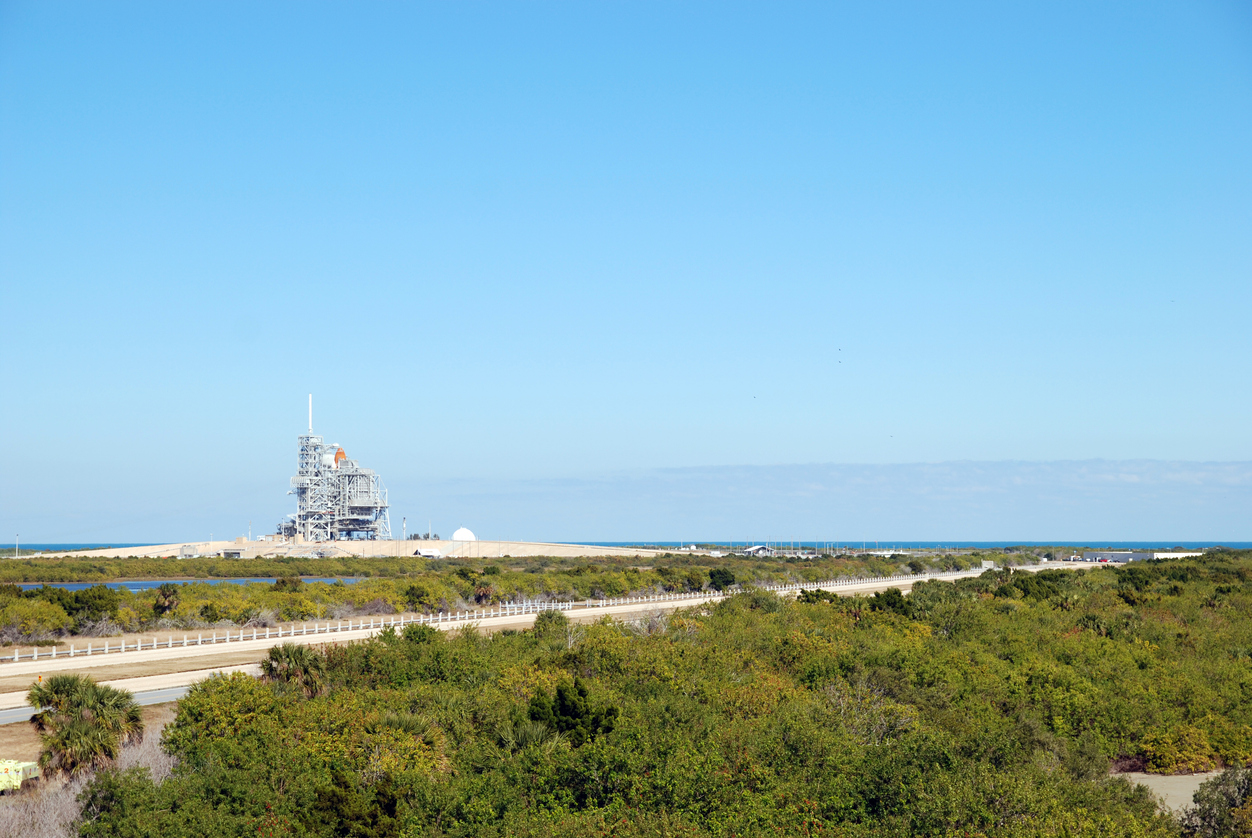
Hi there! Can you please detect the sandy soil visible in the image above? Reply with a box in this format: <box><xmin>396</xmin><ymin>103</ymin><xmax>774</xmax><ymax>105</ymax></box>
<box><xmin>0</xmin><ymin>703</ymin><xmax>177</xmax><ymax>765</ymax></box>
<box><xmin>1119</xmin><ymin>771</ymin><xmax>1220</xmax><ymax>812</ymax></box>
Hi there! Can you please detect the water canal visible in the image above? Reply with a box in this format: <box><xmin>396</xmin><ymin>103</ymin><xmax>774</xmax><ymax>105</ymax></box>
<box><xmin>16</xmin><ymin>578</ymin><xmax>360</xmax><ymax>593</ymax></box>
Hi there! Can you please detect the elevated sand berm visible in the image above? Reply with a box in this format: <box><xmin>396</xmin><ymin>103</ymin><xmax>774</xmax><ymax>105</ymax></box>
<box><xmin>37</xmin><ymin>540</ymin><xmax>672</xmax><ymax>560</ymax></box>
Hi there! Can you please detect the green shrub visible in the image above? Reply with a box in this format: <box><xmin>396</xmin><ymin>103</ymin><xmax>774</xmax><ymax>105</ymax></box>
<box><xmin>740</xmin><ymin>589</ymin><xmax>783</xmax><ymax>613</ymax></box>
<box><xmin>869</xmin><ymin>587</ymin><xmax>912</xmax><ymax>617</ymax></box>
<box><xmin>532</xmin><ymin>609</ymin><xmax>569</xmax><ymax>638</ymax></box>
<box><xmin>401</xmin><ymin>623</ymin><xmax>440</xmax><ymax>644</ymax></box>
<box><xmin>709</xmin><ymin>568</ymin><xmax>736</xmax><ymax>591</ymax></box>
<box><xmin>403</xmin><ymin>581</ymin><xmax>439</xmax><ymax>612</ymax></box>
<box><xmin>0</xmin><ymin>598</ymin><xmax>71</xmax><ymax>637</ymax></box>
<box><xmin>1180</xmin><ymin>764</ymin><xmax>1252</xmax><ymax>837</ymax></box>
<box><xmin>1143</xmin><ymin>725</ymin><xmax>1217</xmax><ymax>774</ymax></box>
<box><xmin>526</xmin><ymin>677</ymin><xmax>618</xmax><ymax>747</ymax></box>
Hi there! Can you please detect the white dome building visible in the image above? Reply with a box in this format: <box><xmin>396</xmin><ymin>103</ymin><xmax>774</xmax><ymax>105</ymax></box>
<box><xmin>451</xmin><ymin>527</ymin><xmax>477</xmax><ymax>542</ymax></box>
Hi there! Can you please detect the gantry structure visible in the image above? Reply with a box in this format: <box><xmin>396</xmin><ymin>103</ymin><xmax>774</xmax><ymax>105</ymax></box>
<box><xmin>277</xmin><ymin>400</ymin><xmax>391</xmax><ymax>541</ymax></box>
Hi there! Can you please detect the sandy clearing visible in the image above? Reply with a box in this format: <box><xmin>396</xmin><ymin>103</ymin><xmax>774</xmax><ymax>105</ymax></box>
<box><xmin>1118</xmin><ymin>771</ymin><xmax>1220</xmax><ymax>812</ymax></box>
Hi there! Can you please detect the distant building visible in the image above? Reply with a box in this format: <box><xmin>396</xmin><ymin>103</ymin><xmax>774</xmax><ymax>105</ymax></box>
<box><xmin>742</xmin><ymin>545</ymin><xmax>773</xmax><ymax>557</ymax></box>
<box><xmin>1083</xmin><ymin>551</ymin><xmax>1146</xmax><ymax>563</ymax></box>
<box><xmin>1078</xmin><ymin>550</ymin><xmax>1205</xmax><ymax>563</ymax></box>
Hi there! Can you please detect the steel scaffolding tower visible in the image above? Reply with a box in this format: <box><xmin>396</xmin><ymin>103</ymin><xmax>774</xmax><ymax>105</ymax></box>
<box><xmin>277</xmin><ymin>401</ymin><xmax>391</xmax><ymax>541</ymax></box>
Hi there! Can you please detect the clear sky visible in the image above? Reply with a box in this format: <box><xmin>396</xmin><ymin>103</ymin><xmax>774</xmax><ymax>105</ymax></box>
<box><xmin>2</xmin><ymin>2</ymin><xmax>1250</xmax><ymax>542</ymax></box>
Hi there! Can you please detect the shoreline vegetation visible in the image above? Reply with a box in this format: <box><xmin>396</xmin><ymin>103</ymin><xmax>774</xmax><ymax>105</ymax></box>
<box><xmin>9</xmin><ymin>548</ymin><xmax>1247</xmax><ymax>836</ymax></box>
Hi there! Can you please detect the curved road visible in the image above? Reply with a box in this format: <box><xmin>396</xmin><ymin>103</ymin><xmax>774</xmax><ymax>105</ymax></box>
<box><xmin>0</xmin><ymin>563</ymin><xmax>1074</xmax><ymax>722</ymax></box>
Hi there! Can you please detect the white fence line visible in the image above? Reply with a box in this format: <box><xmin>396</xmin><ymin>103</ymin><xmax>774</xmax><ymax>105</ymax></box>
<box><xmin>2</xmin><ymin>567</ymin><xmax>984</xmax><ymax>664</ymax></box>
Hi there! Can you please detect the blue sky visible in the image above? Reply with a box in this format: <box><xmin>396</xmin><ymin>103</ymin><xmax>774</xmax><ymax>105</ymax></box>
<box><xmin>2</xmin><ymin>2</ymin><xmax>1250</xmax><ymax>542</ymax></box>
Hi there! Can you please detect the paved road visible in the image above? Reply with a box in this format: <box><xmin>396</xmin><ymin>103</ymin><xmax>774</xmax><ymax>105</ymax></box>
<box><xmin>0</xmin><ymin>663</ymin><xmax>263</xmax><ymax>724</ymax></box>
<box><xmin>0</xmin><ymin>686</ymin><xmax>193</xmax><ymax>726</ymax></box>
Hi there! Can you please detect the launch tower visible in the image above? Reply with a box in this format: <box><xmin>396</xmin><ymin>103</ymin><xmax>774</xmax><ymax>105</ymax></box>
<box><xmin>278</xmin><ymin>397</ymin><xmax>391</xmax><ymax>541</ymax></box>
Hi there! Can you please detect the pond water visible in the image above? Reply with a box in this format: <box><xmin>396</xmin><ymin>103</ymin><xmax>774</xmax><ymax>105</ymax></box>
<box><xmin>17</xmin><ymin>578</ymin><xmax>361</xmax><ymax>593</ymax></box>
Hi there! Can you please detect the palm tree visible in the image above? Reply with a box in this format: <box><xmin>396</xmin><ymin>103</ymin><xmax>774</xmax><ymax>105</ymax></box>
<box><xmin>27</xmin><ymin>673</ymin><xmax>144</xmax><ymax>776</ymax></box>
<box><xmin>152</xmin><ymin>582</ymin><xmax>180</xmax><ymax>617</ymax></box>
<box><xmin>260</xmin><ymin>643</ymin><xmax>326</xmax><ymax>697</ymax></box>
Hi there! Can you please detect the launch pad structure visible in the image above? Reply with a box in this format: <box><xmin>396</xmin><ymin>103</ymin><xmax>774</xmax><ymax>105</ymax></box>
<box><xmin>277</xmin><ymin>397</ymin><xmax>391</xmax><ymax>542</ymax></box>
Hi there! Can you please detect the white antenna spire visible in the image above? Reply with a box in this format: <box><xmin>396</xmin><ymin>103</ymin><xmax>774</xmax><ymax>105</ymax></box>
<box><xmin>308</xmin><ymin>394</ymin><xmax>313</xmax><ymax>433</ymax></box>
